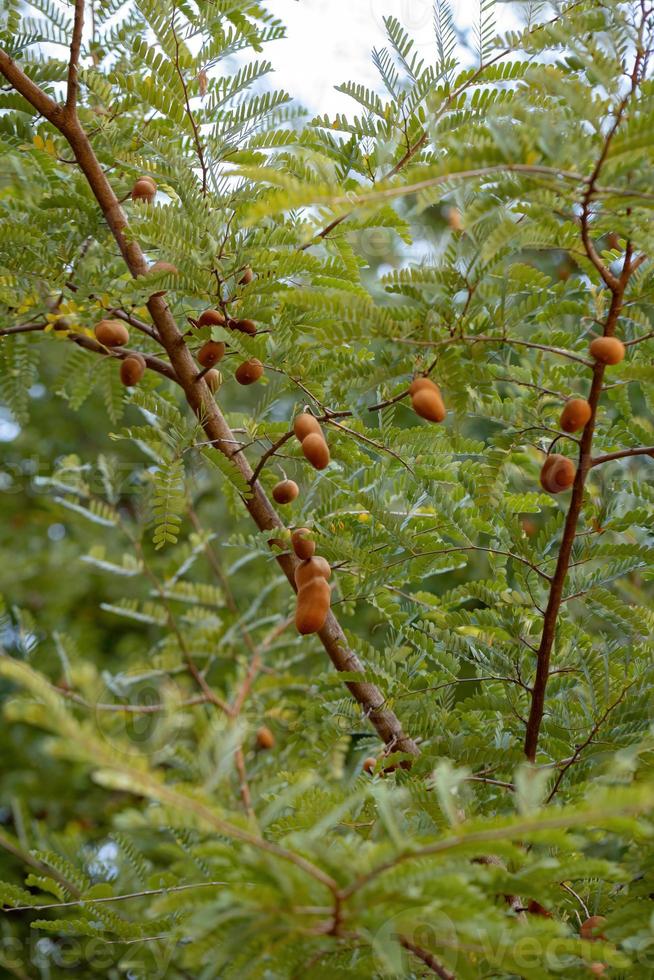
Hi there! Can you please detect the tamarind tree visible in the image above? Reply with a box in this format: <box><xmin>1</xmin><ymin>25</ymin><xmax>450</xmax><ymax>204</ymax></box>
<box><xmin>0</xmin><ymin>0</ymin><xmax>653</xmax><ymax>976</ymax></box>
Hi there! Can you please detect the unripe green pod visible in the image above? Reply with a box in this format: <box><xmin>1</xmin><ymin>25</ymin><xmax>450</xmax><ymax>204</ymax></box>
<box><xmin>235</xmin><ymin>358</ymin><xmax>264</xmax><ymax>385</ymax></box>
<box><xmin>291</xmin><ymin>528</ymin><xmax>315</xmax><ymax>560</ymax></box>
<box><xmin>560</xmin><ymin>398</ymin><xmax>591</xmax><ymax>433</ymax></box>
<box><xmin>198</xmin><ymin>341</ymin><xmax>225</xmax><ymax>367</ymax></box>
<box><xmin>120</xmin><ymin>353</ymin><xmax>146</xmax><ymax>386</ymax></box>
<box><xmin>540</xmin><ymin>454</ymin><xmax>575</xmax><ymax>493</ymax></box>
<box><xmin>294</xmin><ymin>413</ymin><xmax>322</xmax><ymax>441</ymax></box>
<box><xmin>272</xmin><ymin>479</ymin><xmax>299</xmax><ymax>504</ymax></box>
<box><xmin>95</xmin><ymin>319</ymin><xmax>129</xmax><ymax>347</ymax></box>
<box><xmin>589</xmin><ymin>336</ymin><xmax>625</xmax><ymax>365</ymax></box>
<box><xmin>301</xmin><ymin>432</ymin><xmax>330</xmax><ymax>469</ymax></box>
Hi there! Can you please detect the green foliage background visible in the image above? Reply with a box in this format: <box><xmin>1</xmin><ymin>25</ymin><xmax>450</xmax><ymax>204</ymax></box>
<box><xmin>0</xmin><ymin>0</ymin><xmax>653</xmax><ymax>976</ymax></box>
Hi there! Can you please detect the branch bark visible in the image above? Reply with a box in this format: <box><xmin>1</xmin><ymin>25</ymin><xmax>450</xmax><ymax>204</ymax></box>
<box><xmin>0</xmin><ymin>46</ymin><xmax>418</xmax><ymax>758</ymax></box>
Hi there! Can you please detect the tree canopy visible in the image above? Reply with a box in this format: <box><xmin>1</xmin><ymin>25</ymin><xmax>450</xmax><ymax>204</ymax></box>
<box><xmin>1</xmin><ymin>1</ymin><xmax>654</xmax><ymax>977</ymax></box>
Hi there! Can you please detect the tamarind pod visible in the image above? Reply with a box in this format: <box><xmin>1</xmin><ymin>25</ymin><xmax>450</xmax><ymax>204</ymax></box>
<box><xmin>293</xmin><ymin>413</ymin><xmax>322</xmax><ymax>441</ymax></box>
<box><xmin>198</xmin><ymin>341</ymin><xmax>225</xmax><ymax>367</ymax></box>
<box><xmin>301</xmin><ymin>432</ymin><xmax>330</xmax><ymax>469</ymax></box>
<box><xmin>239</xmin><ymin>266</ymin><xmax>254</xmax><ymax>285</ymax></box>
<box><xmin>255</xmin><ymin>726</ymin><xmax>275</xmax><ymax>749</ymax></box>
<box><xmin>232</xmin><ymin>318</ymin><xmax>257</xmax><ymax>335</ymax></box>
<box><xmin>235</xmin><ymin>358</ymin><xmax>264</xmax><ymax>385</ymax></box>
<box><xmin>131</xmin><ymin>178</ymin><xmax>156</xmax><ymax>202</ymax></box>
<box><xmin>120</xmin><ymin>354</ymin><xmax>146</xmax><ymax>386</ymax></box>
<box><xmin>294</xmin><ymin>556</ymin><xmax>331</xmax><ymax>588</ymax></box>
<box><xmin>589</xmin><ymin>336</ymin><xmax>625</xmax><ymax>365</ymax></box>
<box><xmin>272</xmin><ymin>479</ymin><xmax>299</xmax><ymax>504</ymax></box>
<box><xmin>295</xmin><ymin>577</ymin><xmax>331</xmax><ymax>635</ymax></box>
<box><xmin>408</xmin><ymin>376</ymin><xmax>439</xmax><ymax>396</ymax></box>
<box><xmin>560</xmin><ymin>398</ymin><xmax>591</xmax><ymax>433</ymax></box>
<box><xmin>205</xmin><ymin>369</ymin><xmax>222</xmax><ymax>393</ymax></box>
<box><xmin>540</xmin><ymin>454</ymin><xmax>575</xmax><ymax>493</ymax></box>
<box><xmin>411</xmin><ymin>387</ymin><xmax>446</xmax><ymax>422</ymax></box>
<box><xmin>197</xmin><ymin>308</ymin><xmax>226</xmax><ymax>328</ymax></box>
<box><xmin>291</xmin><ymin>528</ymin><xmax>315</xmax><ymax>560</ymax></box>
<box><xmin>95</xmin><ymin>319</ymin><xmax>129</xmax><ymax>347</ymax></box>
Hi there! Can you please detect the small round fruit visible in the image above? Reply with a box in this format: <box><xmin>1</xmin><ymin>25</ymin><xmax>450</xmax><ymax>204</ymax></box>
<box><xmin>540</xmin><ymin>454</ymin><xmax>575</xmax><ymax>494</ymax></box>
<box><xmin>239</xmin><ymin>266</ymin><xmax>254</xmax><ymax>285</ymax></box>
<box><xmin>235</xmin><ymin>358</ymin><xmax>264</xmax><ymax>385</ymax></box>
<box><xmin>198</xmin><ymin>341</ymin><xmax>225</xmax><ymax>368</ymax></box>
<box><xmin>256</xmin><ymin>726</ymin><xmax>275</xmax><ymax>750</ymax></box>
<box><xmin>197</xmin><ymin>308</ymin><xmax>226</xmax><ymax>328</ymax></box>
<box><xmin>580</xmin><ymin>916</ymin><xmax>607</xmax><ymax>942</ymax></box>
<box><xmin>409</xmin><ymin>376</ymin><xmax>437</xmax><ymax>396</ymax></box>
<box><xmin>294</xmin><ymin>556</ymin><xmax>331</xmax><ymax>588</ymax></box>
<box><xmin>411</xmin><ymin>386</ymin><xmax>446</xmax><ymax>423</ymax></box>
<box><xmin>295</xmin><ymin>577</ymin><xmax>331</xmax><ymax>635</ymax></box>
<box><xmin>95</xmin><ymin>319</ymin><xmax>129</xmax><ymax>347</ymax></box>
<box><xmin>120</xmin><ymin>354</ymin><xmax>146</xmax><ymax>386</ymax></box>
<box><xmin>291</xmin><ymin>528</ymin><xmax>315</xmax><ymax>560</ymax></box>
<box><xmin>560</xmin><ymin>398</ymin><xmax>592</xmax><ymax>433</ymax></box>
<box><xmin>589</xmin><ymin>336</ymin><xmax>625</xmax><ymax>365</ymax></box>
<box><xmin>233</xmin><ymin>318</ymin><xmax>257</xmax><ymax>336</ymax></box>
<box><xmin>301</xmin><ymin>432</ymin><xmax>330</xmax><ymax>469</ymax></box>
<box><xmin>272</xmin><ymin>479</ymin><xmax>299</xmax><ymax>505</ymax></box>
<box><xmin>294</xmin><ymin>413</ymin><xmax>322</xmax><ymax>441</ymax></box>
<box><xmin>205</xmin><ymin>369</ymin><xmax>222</xmax><ymax>393</ymax></box>
<box><xmin>131</xmin><ymin>178</ymin><xmax>156</xmax><ymax>202</ymax></box>
<box><xmin>362</xmin><ymin>757</ymin><xmax>377</xmax><ymax>775</ymax></box>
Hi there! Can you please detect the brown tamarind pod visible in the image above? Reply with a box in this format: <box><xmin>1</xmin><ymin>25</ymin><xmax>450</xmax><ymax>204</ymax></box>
<box><xmin>235</xmin><ymin>358</ymin><xmax>264</xmax><ymax>385</ymax></box>
<box><xmin>293</xmin><ymin>412</ymin><xmax>322</xmax><ymax>441</ymax></box>
<box><xmin>362</xmin><ymin>757</ymin><xmax>377</xmax><ymax>774</ymax></box>
<box><xmin>95</xmin><ymin>319</ymin><xmax>129</xmax><ymax>347</ymax></box>
<box><xmin>197</xmin><ymin>308</ymin><xmax>226</xmax><ymax>328</ymax></box>
<box><xmin>294</xmin><ymin>556</ymin><xmax>331</xmax><ymax>588</ymax></box>
<box><xmin>148</xmin><ymin>261</ymin><xmax>178</xmax><ymax>296</ymax></box>
<box><xmin>272</xmin><ymin>479</ymin><xmax>299</xmax><ymax>505</ymax></box>
<box><xmin>580</xmin><ymin>916</ymin><xmax>607</xmax><ymax>942</ymax></box>
<box><xmin>255</xmin><ymin>726</ymin><xmax>275</xmax><ymax>750</ymax></box>
<box><xmin>589</xmin><ymin>336</ymin><xmax>625</xmax><ymax>365</ymax></box>
<box><xmin>120</xmin><ymin>353</ymin><xmax>146</xmax><ymax>387</ymax></box>
<box><xmin>409</xmin><ymin>376</ymin><xmax>438</xmax><ymax>396</ymax></box>
<box><xmin>205</xmin><ymin>369</ymin><xmax>222</xmax><ymax>393</ymax></box>
<box><xmin>232</xmin><ymin>318</ymin><xmax>257</xmax><ymax>336</ymax></box>
<box><xmin>295</xmin><ymin>576</ymin><xmax>331</xmax><ymax>634</ymax></box>
<box><xmin>239</xmin><ymin>266</ymin><xmax>254</xmax><ymax>285</ymax></box>
<box><xmin>291</xmin><ymin>528</ymin><xmax>315</xmax><ymax>560</ymax></box>
<box><xmin>540</xmin><ymin>454</ymin><xmax>575</xmax><ymax>493</ymax></box>
<box><xmin>131</xmin><ymin>178</ymin><xmax>156</xmax><ymax>202</ymax></box>
<box><xmin>411</xmin><ymin>386</ymin><xmax>446</xmax><ymax>423</ymax></box>
<box><xmin>198</xmin><ymin>341</ymin><xmax>225</xmax><ymax>367</ymax></box>
<box><xmin>560</xmin><ymin>398</ymin><xmax>591</xmax><ymax>433</ymax></box>
<box><xmin>301</xmin><ymin>432</ymin><xmax>330</xmax><ymax>469</ymax></box>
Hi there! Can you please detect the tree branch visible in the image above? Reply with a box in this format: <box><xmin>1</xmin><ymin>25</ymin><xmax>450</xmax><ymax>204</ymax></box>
<box><xmin>591</xmin><ymin>446</ymin><xmax>654</xmax><ymax>466</ymax></box>
<box><xmin>0</xmin><ymin>46</ymin><xmax>418</xmax><ymax>758</ymax></box>
<box><xmin>66</xmin><ymin>0</ymin><xmax>85</xmax><ymax>116</ymax></box>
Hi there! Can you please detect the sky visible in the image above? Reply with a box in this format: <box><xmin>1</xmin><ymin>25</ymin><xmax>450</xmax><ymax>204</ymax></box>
<box><xmin>268</xmin><ymin>0</ymin><xmax>523</xmax><ymax>114</ymax></box>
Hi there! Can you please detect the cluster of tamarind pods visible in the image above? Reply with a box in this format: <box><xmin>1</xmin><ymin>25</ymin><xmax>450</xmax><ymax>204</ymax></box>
<box><xmin>540</xmin><ymin>336</ymin><xmax>625</xmax><ymax>494</ymax></box>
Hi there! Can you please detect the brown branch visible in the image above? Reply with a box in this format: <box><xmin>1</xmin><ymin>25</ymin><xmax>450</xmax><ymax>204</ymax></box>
<box><xmin>0</xmin><ymin>47</ymin><xmax>418</xmax><ymax>758</ymax></box>
<box><xmin>523</xmin><ymin>31</ymin><xmax>647</xmax><ymax>762</ymax></box>
<box><xmin>65</xmin><ymin>0</ymin><xmax>85</xmax><ymax>116</ymax></box>
<box><xmin>171</xmin><ymin>10</ymin><xmax>208</xmax><ymax>195</ymax></box>
<box><xmin>397</xmin><ymin>936</ymin><xmax>456</xmax><ymax>980</ymax></box>
<box><xmin>591</xmin><ymin>446</ymin><xmax>654</xmax><ymax>466</ymax></box>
